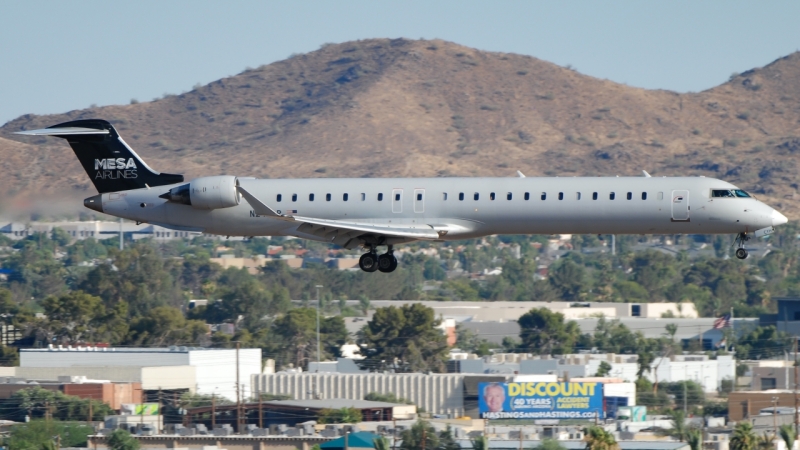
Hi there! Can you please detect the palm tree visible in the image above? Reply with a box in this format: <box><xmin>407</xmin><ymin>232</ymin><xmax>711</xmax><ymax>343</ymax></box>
<box><xmin>686</xmin><ymin>429</ymin><xmax>702</xmax><ymax>450</ymax></box>
<box><xmin>583</xmin><ymin>426</ymin><xmax>619</xmax><ymax>450</ymax></box>
<box><xmin>757</xmin><ymin>432</ymin><xmax>773</xmax><ymax>450</ymax></box>
<box><xmin>663</xmin><ymin>409</ymin><xmax>689</xmax><ymax>442</ymax></box>
<box><xmin>373</xmin><ymin>436</ymin><xmax>390</xmax><ymax>450</ymax></box>
<box><xmin>470</xmin><ymin>436</ymin><xmax>489</xmax><ymax>450</ymax></box>
<box><xmin>730</xmin><ymin>422</ymin><xmax>758</xmax><ymax>450</ymax></box>
<box><xmin>779</xmin><ymin>424</ymin><xmax>797</xmax><ymax>450</ymax></box>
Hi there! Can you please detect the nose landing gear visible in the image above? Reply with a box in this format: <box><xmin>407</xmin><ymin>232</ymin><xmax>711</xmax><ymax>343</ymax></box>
<box><xmin>359</xmin><ymin>245</ymin><xmax>397</xmax><ymax>273</ymax></box>
<box><xmin>733</xmin><ymin>232</ymin><xmax>750</xmax><ymax>260</ymax></box>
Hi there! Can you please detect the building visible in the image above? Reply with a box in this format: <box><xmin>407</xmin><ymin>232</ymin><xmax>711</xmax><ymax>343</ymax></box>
<box><xmin>645</xmin><ymin>354</ymin><xmax>735</xmax><ymax>393</ymax></box>
<box><xmin>0</xmin><ymin>221</ymin><xmax>200</xmax><ymax>242</ymax></box>
<box><xmin>253</xmin><ymin>372</ymin><xmax>481</xmax><ymax>417</ymax></box>
<box><xmin>748</xmin><ymin>360</ymin><xmax>796</xmax><ymax>390</ymax></box>
<box><xmin>728</xmin><ymin>390</ymin><xmax>800</xmax><ymax>421</ymax></box>
<box><xmin>0</xmin><ymin>377</ymin><xmax>141</xmax><ymax>409</ymax></box>
<box><xmin>20</xmin><ymin>346</ymin><xmax>261</xmax><ymax>401</ymax></box>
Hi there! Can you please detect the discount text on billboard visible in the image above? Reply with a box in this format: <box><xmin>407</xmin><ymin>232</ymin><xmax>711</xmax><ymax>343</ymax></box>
<box><xmin>478</xmin><ymin>382</ymin><xmax>603</xmax><ymax>420</ymax></box>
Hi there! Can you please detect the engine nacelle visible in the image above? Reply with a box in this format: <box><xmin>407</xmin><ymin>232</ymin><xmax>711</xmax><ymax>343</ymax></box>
<box><xmin>190</xmin><ymin>176</ymin><xmax>239</xmax><ymax>209</ymax></box>
<box><xmin>160</xmin><ymin>176</ymin><xmax>240</xmax><ymax>210</ymax></box>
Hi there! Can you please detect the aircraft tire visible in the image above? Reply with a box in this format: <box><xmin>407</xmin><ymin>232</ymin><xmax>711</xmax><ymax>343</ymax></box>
<box><xmin>735</xmin><ymin>248</ymin><xmax>748</xmax><ymax>260</ymax></box>
<box><xmin>378</xmin><ymin>254</ymin><xmax>397</xmax><ymax>273</ymax></box>
<box><xmin>359</xmin><ymin>253</ymin><xmax>379</xmax><ymax>272</ymax></box>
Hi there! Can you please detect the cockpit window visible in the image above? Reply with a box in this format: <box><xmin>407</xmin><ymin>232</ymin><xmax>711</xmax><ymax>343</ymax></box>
<box><xmin>712</xmin><ymin>189</ymin><xmax>735</xmax><ymax>198</ymax></box>
<box><xmin>733</xmin><ymin>189</ymin><xmax>751</xmax><ymax>198</ymax></box>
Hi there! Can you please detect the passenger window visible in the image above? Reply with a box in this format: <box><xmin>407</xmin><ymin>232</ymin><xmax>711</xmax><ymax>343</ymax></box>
<box><xmin>657</xmin><ymin>192</ymin><xmax>663</xmax><ymax>200</ymax></box>
<box><xmin>443</xmin><ymin>193</ymin><xmax>448</xmax><ymax>201</ymax></box>
<box><xmin>417</xmin><ymin>193</ymin><xmax>423</xmax><ymax>201</ymax></box>
<box><xmin>541</xmin><ymin>192</ymin><xmax>547</xmax><ymax>200</ymax></box>
<box><xmin>524</xmin><ymin>192</ymin><xmax>530</xmax><ymax>200</ymax></box>
<box><xmin>292</xmin><ymin>194</ymin><xmax>297</xmax><ymax>202</ymax></box>
<box><xmin>490</xmin><ymin>192</ymin><xmax>496</xmax><ymax>201</ymax></box>
<box><xmin>576</xmin><ymin>192</ymin><xmax>581</xmax><ymax>200</ymax></box>
<box><xmin>326</xmin><ymin>193</ymin><xmax>332</xmax><ymax>201</ymax></box>
<box><xmin>459</xmin><ymin>193</ymin><xmax>464</xmax><ymax>201</ymax></box>
<box><xmin>343</xmin><ymin>193</ymin><xmax>349</xmax><ymax>201</ymax></box>
<box><xmin>277</xmin><ymin>194</ymin><xmax>282</xmax><ymax>202</ymax></box>
<box><xmin>395</xmin><ymin>193</ymin><xmax>400</xmax><ymax>201</ymax></box>
<box><xmin>361</xmin><ymin>193</ymin><xmax>366</xmax><ymax>201</ymax></box>
<box><xmin>474</xmin><ymin>193</ymin><xmax>480</xmax><ymax>201</ymax></box>
<box><xmin>378</xmin><ymin>193</ymin><xmax>383</xmax><ymax>201</ymax></box>
<box><xmin>592</xmin><ymin>192</ymin><xmax>598</xmax><ymax>200</ymax></box>
<box><xmin>507</xmin><ymin>192</ymin><xmax>512</xmax><ymax>200</ymax></box>
<box><xmin>610</xmin><ymin>192</ymin><xmax>616</xmax><ymax>200</ymax></box>
<box><xmin>627</xmin><ymin>192</ymin><xmax>632</xmax><ymax>200</ymax></box>
<box><xmin>641</xmin><ymin>192</ymin><xmax>647</xmax><ymax>200</ymax></box>
<box><xmin>309</xmin><ymin>193</ymin><xmax>315</xmax><ymax>201</ymax></box>
<box><xmin>558</xmin><ymin>192</ymin><xmax>564</xmax><ymax>200</ymax></box>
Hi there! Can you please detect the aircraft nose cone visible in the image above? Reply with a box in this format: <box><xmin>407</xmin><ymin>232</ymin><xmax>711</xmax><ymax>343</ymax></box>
<box><xmin>772</xmin><ymin>209</ymin><xmax>788</xmax><ymax>226</ymax></box>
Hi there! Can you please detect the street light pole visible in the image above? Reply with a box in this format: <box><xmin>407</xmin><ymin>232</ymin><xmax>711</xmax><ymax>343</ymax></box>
<box><xmin>315</xmin><ymin>284</ymin><xmax>323</xmax><ymax>399</ymax></box>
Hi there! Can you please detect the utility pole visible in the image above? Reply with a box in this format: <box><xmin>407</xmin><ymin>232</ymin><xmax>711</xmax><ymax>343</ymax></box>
<box><xmin>519</xmin><ymin>426</ymin><xmax>523</xmax><ymax>450</ymax></box>
<box><xmin>393</xmin><ymin>417</ymin><xmax>397</xmax><ymax>450</ymax></box>
<box><xmin>315</xmin><ymin>284</ymin><xmax>322</xmax><ymax>399</ymax></box>
<box><xmin>157</xmin><ymin>388</ymin><xmax>162</xmax><ymax>434</ymax></box>
<box><xmin>88</xmin><ymin>401</ymin><xmax>92</xmax><ymax>426</ymax></box>
<box><xmin>422</xmin><ymin>428</ymin><xmax>426</xmax><ymax>450</ymax></box>
<box><xmin>683</xmin><ymin>381</ymin><xmax>687</xmax><ymax>415</ymax></box>
<box><xmin>236</xmin><ymin>341</ymin><xmax>242</xmax><ymax>433</ymax></box>
<box><xmin>611</xmin><ymin>234</ymin><xmax>616</xmax><ymax>256</ymax></box>
<box><xmin>211</xmin><ymin>394</ymin><xmax>216</xmax><ymax>430</ymax></box>
<box><xmin>795</xmin><ymin>337</ymin><xmax>799</xmax><ymax>438</ymax></box>
<box><xmin>258</xmin><ymin>386</ymin><xmax>263</xmax><ymax>429</ymax></box>
<box><xmin>773</xmin><ymin>397</ymin><xmax>779</xmax><ymax>437</ymax></box>
<box><xmin>119</xmin><ymin>218</ymin><xmax>123</xmax><ymax>250</ymax></box>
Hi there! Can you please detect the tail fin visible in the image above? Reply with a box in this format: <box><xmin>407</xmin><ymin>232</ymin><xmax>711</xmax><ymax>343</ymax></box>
<box><xmin>15</xmin><ymin>119</ymin><xmax>184</xmax><ymax>193</ymax></box>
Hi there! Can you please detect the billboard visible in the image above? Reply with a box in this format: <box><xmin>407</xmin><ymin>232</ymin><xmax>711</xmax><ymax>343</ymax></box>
<box><xmin>121</xmin><ymin>403</ymin><xmax>160</xmax><ymax>416</ymax></box>
<box><xmin>478</xmin><ymin>382</ymin><xmax>603</xmax><ymax>420</ymax></box>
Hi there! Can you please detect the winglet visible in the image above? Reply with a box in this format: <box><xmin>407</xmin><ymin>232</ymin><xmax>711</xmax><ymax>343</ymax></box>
<box><xmin>237</xmin><ymin>185</ymin><xmax>283</xmax><ymax>218</ymax></box>
<box><xmin>642</xmin><ymin>170</ymin><xmax>652</xmax><ymax>178</ymax></box>
<box><xmin>516</xmin><ymin>170</ymin><xmax>526</xmax><ymax>178</ymax></box>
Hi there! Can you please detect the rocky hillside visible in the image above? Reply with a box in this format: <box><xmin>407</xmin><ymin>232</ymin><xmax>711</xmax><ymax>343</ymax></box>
<box><xmin>2</xmin><ymin>38</ymin><xmax>799</xmax><ymax>217</ymax></box>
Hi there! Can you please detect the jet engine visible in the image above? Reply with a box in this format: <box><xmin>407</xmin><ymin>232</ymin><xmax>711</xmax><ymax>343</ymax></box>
<box><xmin>160</xmin><ymin>175</ymin><xmax>240</xmax><ymax>210</ymax></box>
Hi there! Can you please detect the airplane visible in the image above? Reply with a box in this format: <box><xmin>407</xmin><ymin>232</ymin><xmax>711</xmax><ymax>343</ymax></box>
<box><xmin>16</xmin><ymin>119</ymin><xmax>788</xmax><ymax>273</ymax></box>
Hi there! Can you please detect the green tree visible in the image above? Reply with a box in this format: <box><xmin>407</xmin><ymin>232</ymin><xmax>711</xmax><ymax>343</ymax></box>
<box><xmin>518</xmin><ymin>308</ymin><xmax>579</xmax><ymax>355</ymax></box>
<box><xmin>532</xmin><ymin>439</ymin><xmax>567</xmax><ymax>450</ymax></box>
<box><xmin>364</xmin><ymin>392</ymin><xmax>414</xmax><ymax>405</ymax></box>
<box><xmin>373</xmin><ymin>435</ymin><xmax>390</xmax><ymax>450</ymax></box>
<box><xmin>470</xmin><ymin>436</ymin><xmax>489</xmax><ymax>450</ymax></box>
<box><xmin>583</xmin><ymin>425</ymin><xmax>619</xmax><ymax>450</ymax></box>
<box><xmin>595</xmin><ymin>361</ymin><xmax>612</xmax><ymax>377</ymax></box>
<box><xmin>736</xmin><ymin>326</ymin><xmax>792</xmax><ymax>360</ymax></box>
<box><xmin>9</xmin><ymin>387</ymin><xmax>111</xmax><ymax>422</ymax></box>
<box><xmin>318</xmin><ymin>407</ymin><xmax>362</xmax><ymax>424</ymax></box>
<box><xmin>686</xmin><ymin>428</ymin><xmax>702</xmax><ymax>450</ymax></box>
<box><xmin>730</xmin><ymin>422</ymin><xmax>757</xmax><ymax>450</ymax></box>
<box><xmin>779</xmin><ymin>424</ymin><xmax>796</xmax><ymax>450</ymax></box>
<box><xmin>399</xmin><ymin>420</ymin><xmax>439</xmax><ymax>450</ymax></box>
<box><xmin>107</xmin><ymin>429</ymin><xmax>140</xmax><ymax>450</ymax></box>
<box><xmin>6</xmin><ymin>421</ymin><xmax>93</xmax><ymax>450</ymax></box>
<box><xmin>357</xmin><ymin>304</ymin><xmax>449</xmax><ymax>373</ymax></box>
<box><xmin>125</xmin><ymin>306</ymin><xmax>208</xmax><ymax>346</ymax></box>
<box><xmin>269</xmin><ymin>308</ymin><xmax>348</xmax><ymax>370</ymax></box>
<box><xmin>662</xmin><ymin>409</ymin><xmax>689</xmax><ymax>442</ymax></box>
<box><xmin>548</xmin><ymin>260</ymin><xmax>586</xmax><ymax>300</ymax></box>
<box><xmin>455</xmin><ymin>324</ymin><xmax>494</xmax><ymax>356</ymax></box>
<box><xmin>437</xmin><ymin>425</ymin><xmax>460</xmax><ymax>450</ymax></box>
<box><xmin>40</xmin><ymin>290</ymin><xmax>104</xmax><ymax>344</ymax></box>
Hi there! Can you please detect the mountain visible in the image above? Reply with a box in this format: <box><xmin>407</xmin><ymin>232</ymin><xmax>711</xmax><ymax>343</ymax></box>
<box><xmin>2</xmin><ymin>38</ymin><xmax>799</xmax><ymax>218</ymax></box>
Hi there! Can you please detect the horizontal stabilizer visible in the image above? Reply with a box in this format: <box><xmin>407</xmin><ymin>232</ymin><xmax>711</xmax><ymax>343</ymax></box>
<box><xmin>15</xmin><ymin>127</ymin><xmax>110</xmax><ymax>136</ymax></box>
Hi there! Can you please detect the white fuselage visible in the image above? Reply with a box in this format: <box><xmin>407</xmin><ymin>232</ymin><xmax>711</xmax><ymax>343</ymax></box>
<box><xmin>97</xmin><ymin>176</ymin><xmax>785</xmax><ymax>245</ymax></box>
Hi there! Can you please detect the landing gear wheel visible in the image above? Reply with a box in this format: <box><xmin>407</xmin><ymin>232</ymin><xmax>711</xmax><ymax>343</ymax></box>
<box><xmin>378</xmin><ymin>254</ymin><xmax>398</xmax><ymax>273</ymax></box>
<box><xmin>359</xmin><ymin>253</ymin><xmax>379</xmax><ymax>272</ymax></box>
<box><xmin>735</xmin><ymin>248</ymin><xmax>748</xmax><ymax>260</ymax></box>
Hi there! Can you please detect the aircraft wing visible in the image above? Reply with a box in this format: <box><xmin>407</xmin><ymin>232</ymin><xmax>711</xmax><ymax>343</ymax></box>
<box><xmin>237</xmin><ymin>185</ymin><xmax>441</xmax><ymax>245</ymax></box>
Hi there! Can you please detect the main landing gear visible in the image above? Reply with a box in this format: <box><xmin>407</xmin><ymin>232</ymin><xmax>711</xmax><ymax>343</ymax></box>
<box><xmin>358</xmin><ymin>245</ymin><xmax>398</xmax><ymax>273</ymax></box>
<box><xmin>733</xmin><ymin>232</ymin><xmax>750</xmax><ymax>260</ymax></box>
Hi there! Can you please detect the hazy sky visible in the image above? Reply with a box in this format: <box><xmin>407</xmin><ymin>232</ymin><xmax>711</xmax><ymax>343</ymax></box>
<box><xmin>1</xmin><ymin>1</ymin><xmax>799</xmax><ymax>125</ymax></box>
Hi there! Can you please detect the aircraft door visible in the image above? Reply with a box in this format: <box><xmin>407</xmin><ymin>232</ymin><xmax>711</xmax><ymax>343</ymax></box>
<box><xmin>392</xmin><ymin>189</ymin><xmax>403</xmax><ymax>213</ymax></box>
<box><xmin>671</xmin><ymin>190</ymin><xmax>690</xmax><ymax>221</ymax></box>
<box><xmin>414</xmin><ymin>189</ymin><xmax>425</xmax><ymax>213</ymax></box>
